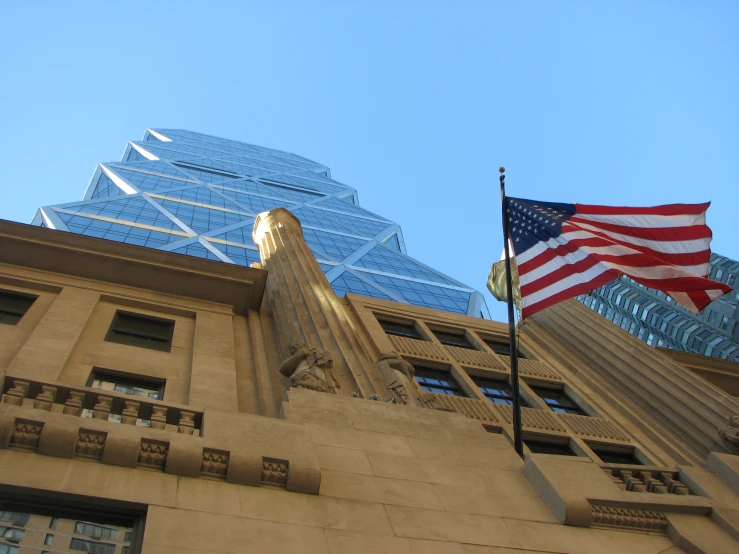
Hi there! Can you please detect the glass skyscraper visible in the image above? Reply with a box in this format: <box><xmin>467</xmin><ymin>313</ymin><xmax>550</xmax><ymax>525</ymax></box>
<box><xmin>34</xmin><ymin>128</ymin><xmax>488</xmax><ymax>318</ymax></box>
<box><xmin>577</xmin><ymin>253</ymin><xmax>739</xmax><ymax>361</ymax></box>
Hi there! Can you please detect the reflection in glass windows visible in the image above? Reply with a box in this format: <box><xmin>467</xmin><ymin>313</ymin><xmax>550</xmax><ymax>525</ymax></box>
<box><xmin>432</xmin><ymin>329</ymin><xmax>474</xmax><ymax>349</ymax></box>
<box><xmin>414</xmin><ymin>366</ymin><xmax>466</xmax><ymax>396</ymax></box>
<box><xmin>472</xmin><ymin>376</ymin><xmax>526</xmax><ymax>406</ymax></box>
<box><xmin>377</xmin><ymin>319</ymin><xmax>423</xmax><ymax>340</ymax></box>
<box><xmin>89</xmin><ymin>370</ymin><xmax>163</xmax><ymax>400</ymax></box>
<box><xmin>105</xmin><ymin>311</ymin><xmax>175</xmax><ymax>352</ymax></box>
<box><xmin>530</xmin><ymin>386</ymin><xmax>585</xmax><ymax>415</ymax></box>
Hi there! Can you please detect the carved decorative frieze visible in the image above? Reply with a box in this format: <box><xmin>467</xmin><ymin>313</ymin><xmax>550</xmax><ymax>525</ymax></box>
<box><xmin>137</xmin><ymin>439</ymin><xmax>169</xmax><ymax>470</ymax></box>
<box><xmin>591</xmin><ymin>505</ymin><xmax>667</xmax><ymax>532</ymax></box>
<box><xmin>444</xmin><ymin>346</ymin><xmax>508</xmax><ymax>370</ymax></box>
<box><xmin>561</xmin><ymin>413</ymin><xmax>631</xmax><ymax>442</ymax></box>
<box><xmin>376</xmin><ymin>351</ymin><xmax>419</xmax><ymax>405</ymax></box>
<box><xmin>74</xmin><ymin>430</ymin><xmax>107</xmax><ymax>461</ymax></box>
<box><xmin>9</xmin><ymin>419</ymin><xmax>44</xmax><ymax>451</ymax></box>
<box><xmin>719</xmin><ymin>414</ymin><xmax>739</xmax><ymax>448</ymax></box>
<box><xmin>200</xmin><ymin>449</ymin><xmax>229</xmax><ymax>479</ymax></box>
<box><xmin>420</xmin><ymin>392</ymin><xmax>497</xmax><ymax>419</ymax></box>
<box><xmin>418</xmin><ymin>393</ymin><xmax>457</xmax><ymax>413</ymax></box>
<box><xmin>387</xmin><ymin>334</ymin><xmax>448</xmax><ymax>361</ymax></box>
<box><xmin>518</xmin><ymin>358</ymin><xmax>561</xmax><ymax>380</ymax></box>
<box><xmin>497</xmin><ymin>405</ymin><xmax>568</xmax><ymax>432</ymax></box>
<box><xmin>279</xmin><ymin>341</ymin><xmax>338</xmax><ymax>394</ymax></box>
<box><xmin>603</xmin><ymin>467</ymin><xmax>691</xmax><ymax>495</ymax></box>
<box><xmin>261</xmin><ymin>457</ymin><xmax>289</xmax><ymax>487</ymax></box>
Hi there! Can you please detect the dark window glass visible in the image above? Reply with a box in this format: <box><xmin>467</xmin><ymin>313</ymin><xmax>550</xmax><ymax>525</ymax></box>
<box><xmin>105</xmin><ymin>312</ymin><xmax>175</xmax><ymax>352</ymax></box>
<box><xmin>75</xmin><ymin>522</ymin><xmax>119</xmax><ymax>541</ymax></box>
<box><xmin>0</xmin><ymin>526</ymin><xmax>25</xmax><ymax>541</ymax></box>
<box><xmin>0</xmin><ymin>545</ymin><xmax>19</xmax><ymax>554</ymax></box>
<box><xmin>414</xmin><ymin>366</ymin><xmax>466</xmax><ymax>396</ymax></box>
<box><xmin>0</xmin><ymin>512</ymin><xmax>29</xmax><ymax>525</ymax></box>
<box><xmin>90</xmin><ymin>371</ymin><xmax>163</xmax><ymax>400</ymax></box>
<box><xmin>594</xmin><ymin>449</ymin><xmax>642</xmax><ymax>465</ymax></box>
<box><xmin>0</xmin><ymin>290</ymin><xmax>37</xmax><ymax>326</ymax></box>
<box><xmin>377</xmin><ymin>319</ymin><xmax>422</xmax><ymax>340</ymax></box>
<box><xmin>432</xmin><ymin>329</ymin><xmax>475</xmax><ymax>349</ymax></box>
<box><xmin>472</xmin><ymin>377</ymin><xmax>527</xmax><ymax>406</ymax></box>
<box><xmin>70</xmin><ymin>538</ymin><xmax>116</xmax><ymax>554</ymax></box>
<box><xmin>530</xmin><ymin>386</ymin><xmax>586</xmax><ymax>415</ymax></box>
<box><xmin>483</xmin><ymin>338</ymin><xmax>527</xmax><ymax>358</ymax></box>
<box><xmin>526</xmin><ymin>440</ymin><xmax>577</xmax><ymax>456</ymax></box>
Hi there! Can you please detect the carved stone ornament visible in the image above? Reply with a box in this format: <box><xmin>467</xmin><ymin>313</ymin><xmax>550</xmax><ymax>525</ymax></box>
<box><xmin>591</xmin><ymin>505</ymin><xmax>667</xmax><ymax>532</ymax></box>
<box><xmin>719</xmin><ymin>414</ymin><xmax>739</xmax><ymax>448</ymax></box>
<box><xmin>418</xmin><ymin>393</ymin><xmax>456</xmax><ymax>412</ymax></box>
<box><xmin>278</xmin><ymin>341</ymin><xmax>339</xmax><ymax>394</ymax></box>
<box><xmin>376</xmin><ymin>351</ymin><xmax>420</xmax><ymax>405</ymax></box>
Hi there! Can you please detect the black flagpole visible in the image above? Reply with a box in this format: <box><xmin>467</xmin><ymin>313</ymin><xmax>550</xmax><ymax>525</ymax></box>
<box><xmin>499</xmin><ymin>167</ymin><xmax>524</xmax><ymax>459</ymax></box>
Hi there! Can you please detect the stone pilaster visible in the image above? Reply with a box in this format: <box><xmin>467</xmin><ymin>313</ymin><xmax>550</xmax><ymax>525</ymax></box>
<box><xmin>252</xmin><ymin>208</ymin><xmax>377</xmax><ymax>397</ymax></box>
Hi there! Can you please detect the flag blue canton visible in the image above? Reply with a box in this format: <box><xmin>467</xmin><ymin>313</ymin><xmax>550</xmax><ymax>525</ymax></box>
<box><xmin>507</xmin><ymin>197</ymin><xmax>575</xmax><ymax>255</ymax></box>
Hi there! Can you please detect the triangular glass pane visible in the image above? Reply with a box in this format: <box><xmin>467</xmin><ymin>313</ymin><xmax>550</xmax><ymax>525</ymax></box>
<box><xmin>217</xmin><ymin>190</ymin><xmax>294</xmax><ymax>214</ymax></box>
<box><xmin>56</xmin><ymin>212</ymin><xmax>181</xmax><ymax>249</ymax></box>
<box><xmin>156</xmin><ymin>199</ymin><xmax>251</xmax><ymax>234</ymax></box>
<box><xmin>352</xmin><ymin>244</ymin><xmax>460</xmax><ymax>286</ymax></box>
<box><xmin>302</xmin><ymin>228</ymin><xmax>367</xmax><ymax>262</ymax></box>
<box><xmin>309</xmin><ymin>209</ymin><xmax>389</xmax><ymax>237</ymax></box>
<box><xmin>145</xmin><ymin>133</ymin><xmax>161</xmax><ymax>142</ymax></box>
<box><xmin>170</xmin><ymin>242</ymin><xmax>222</xmax><ymax>261</ymax></box>
<box><xmin>208</xmin><ymin>221</ymin><xmax>256</xmax><ymax>246</ymax></box>
<box><xmin>126</xmin><ymin>148</ymin><xmax>147</xmax><ymax>162</ymax></box>
<box><xmin>73</xmin><ymin>197</ymin><xmax>182</xmax><ymax>231</ymax></box>
<box><xmin>209</xmin><ymin>242</ymin><xmax>261</xmax><ymax>267</ymax></box>
<box><xmin>330</xmin><ymin>272</ymin><xmax>394</xmax><ymax>301</ymax></box>
<box><xmin>90</xmin><ymin>173</ymin><xmax>126</xmax><ymax>199</ymax></box>
<box><xmin>354</xmin><ymin>271</ymin><xmax>470</xmax><ymax>314</ymax></box>
<box><xmin>171</xmin><ymin>157</ymin><xmax>262</xmax><ymax>177</ymax></box>
<box><xmin>384</xmin><ymin>234</ymin><xmax>401</xmax><ymax>252</ymax></box>
<box><xmin>157</xmin><ymin>187</ymin><xmax>245</xmax><ymax>212</ymax></box>
<box><xmin>259</xmin><ymin>174</ymin><xmax>347</xmax><ymax>195</ymax></box>
<box><xmin>107</xmin><ymin>167</ymin><xmax>198</xmax><ymax>193</ymax></box>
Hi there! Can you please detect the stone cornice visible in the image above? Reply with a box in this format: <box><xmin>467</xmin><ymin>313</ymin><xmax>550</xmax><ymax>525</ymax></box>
<box><xmin>0</xmin><ymin>219</ymin><xmax>267</xmax><ymax>313</ymax></box>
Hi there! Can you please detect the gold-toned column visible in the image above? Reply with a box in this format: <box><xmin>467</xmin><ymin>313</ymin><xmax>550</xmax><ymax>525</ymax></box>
<box><xmin>252</xmin><ymin>208</ymin><xmax>378</xmax><ymax>398</ymax></box>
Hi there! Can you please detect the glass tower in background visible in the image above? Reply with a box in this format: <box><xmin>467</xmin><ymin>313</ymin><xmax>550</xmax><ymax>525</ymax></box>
<box><xmin>34</xmin><ymin>129</ymin><xmax>488</xmax><ymax>318</ymax></box>
<box><xmin>577</xmin><ymin>253</ymin><xmax>739</xmax><ymax>361</ymax></box>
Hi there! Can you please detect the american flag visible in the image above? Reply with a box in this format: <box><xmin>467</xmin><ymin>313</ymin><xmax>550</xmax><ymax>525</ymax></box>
<box><xmin>507</xmin><ymin>197</ymin><xmax>733</xmax><ymax>319</ymax></box>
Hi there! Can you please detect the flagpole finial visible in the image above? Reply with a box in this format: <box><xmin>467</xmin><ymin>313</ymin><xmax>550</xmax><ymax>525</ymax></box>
<box><xmin>499</xmin><ymin>166</ymin><xmax>505</xmax><ymax>174</ymax></box>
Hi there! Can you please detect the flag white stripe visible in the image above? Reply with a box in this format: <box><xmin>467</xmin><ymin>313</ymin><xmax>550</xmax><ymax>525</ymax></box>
<box><xmin>571</xmin><ymin>212</ymin><xmax>705</xmax><ymax>228</ymax></box>
<box><xmin>563</xmin><ymin>223</ymin><xmax>711</xmax><ymax>255</ymax></box>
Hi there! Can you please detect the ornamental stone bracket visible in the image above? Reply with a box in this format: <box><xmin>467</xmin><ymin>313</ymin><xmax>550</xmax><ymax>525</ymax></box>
<box><xmin>523</xmin><ymin>452</ymin><xmax>739</xmax><ymax>553</ymax></box>
<box><xmin>0</xmin><ymin>402</ymin><xmax>320</xmax><ymax>495</ymax></box>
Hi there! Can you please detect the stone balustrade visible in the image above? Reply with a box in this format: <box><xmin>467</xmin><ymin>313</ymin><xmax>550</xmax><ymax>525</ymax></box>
<box><xmin>602</xmin><ymin>465</ymin><xmax>692</xmax><ymax>495</ymax></box>
<box><xmin>1</xmin><ymin>376</ymin><xmax>202</xmax><ymax>435</ymax></box>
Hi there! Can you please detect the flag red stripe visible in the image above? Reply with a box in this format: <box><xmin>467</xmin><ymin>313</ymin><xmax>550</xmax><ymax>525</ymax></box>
<box><xmin>522</xmin><ymin>269</ymin><xmax>620</xmax><ymax>318</ymax></box>
<box><xmin>565</xmin><ymin>218</ymin><xmax>712</xmax><ymax>242</ymax></box>
<box><xmin>574</xmin><ymin>202</ymin><xmax>711</xmax><ymax>216</ymax></box>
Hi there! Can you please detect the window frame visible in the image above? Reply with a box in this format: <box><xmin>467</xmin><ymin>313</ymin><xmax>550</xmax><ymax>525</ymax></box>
<box><xmin>430</xmin><ymin>328</ymin><xmax>475</xmax><ymax>350</ymax></box>
<box><xmin>0</xmin><ymin>289</ymin><xmax>38</xmax><ymax>326</ymax></box>
<box><xmin>0</xmin><ymin>485</ymin><xmax>146</xmax><ymax>554</ymax></box>
<box><xmin>525</xmin><ymin>438</ymin><xmax>578</xmax><ymax>456</ymax></box>
<box><xmin>413</xmin><ymin>365</ymin><xmax>466</xmax><ymax>397</ymax></box>
<box><xmin>104</xmin><ymin>311</ymin><xmax>175</xmax><ymax>353</ymax></box>
<box><xmin>471</xmin><ymin>375</ymin><xmax>526</xmax><ymax>406</ymax></box>
<box><xmin>87</xmin><ymin>369</ymin><xmax>165</xmax><ymax>401</ymax></box>
<box><xmin>376</xmin><ymin>317</ymin><xmax>424</xmax><ymax>341</ymax></box>
<box><xmin>529</xmin><ymin>386</ymin><xmax>586</xmax><ymax>415</ymax></box>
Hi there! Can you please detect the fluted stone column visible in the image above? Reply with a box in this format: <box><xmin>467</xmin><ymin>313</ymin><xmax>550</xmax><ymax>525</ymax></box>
<box><xmin>252</xmin><ymin>208</ymin><xmax>378</xmax><ymax>398</ymax></box>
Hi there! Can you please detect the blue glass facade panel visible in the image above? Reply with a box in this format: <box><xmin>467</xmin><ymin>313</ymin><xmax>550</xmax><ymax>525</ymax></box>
<box><xmin>40</xmin><ymin>129</ymin><xmax>488</xmax><ymax>318</ymax></box>
<box><xmin>91</xmin><ymin>173</ymin><xmax>126</xmax><ymax>199</ymax></box>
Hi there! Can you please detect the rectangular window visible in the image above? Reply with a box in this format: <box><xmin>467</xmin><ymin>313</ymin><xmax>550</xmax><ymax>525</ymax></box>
<box><xmin>89</xmin><ymin>371</ymin><xmax>163</xmax><ymax>400</ymax></box>
<box><xmin>75</xmin><ymin>521</ymin><xmax>119</xmax><ymax>541</ymax></box>
<box><xmin>592</xmin><ymin>447</ymin><xmax>642</xmax><ymax>465</ymax></box>
<box><xmin>0</xmin><ymin>512</ymin><xmax>29</xmax><ymax>525</ymax></box>
<box><xmin>432</xmin><ymin>329</ymin><xmax>474</xmax><ymax>349</ymax></box>
<box><xmin>0</xmin><ymin>545</ymin><xmax>19</xmax><ymax>554</ymax></box>
<box><xmin>525</xmin><ymin>440</ymin><xmax>577</xmax><ymax>456</ymax></box>
<box><xmin>44</xmin><ymin>534</ymin><xmax>53</xmax><ymax>545</ymax></box>
<box><xmin>482</xmin><ymin>338</ymin><xmax>527</xmax><ymax>358</ymax></box>
<box><xmin>70</xmin><ymin>538</ymin><xmax>116</xmax><ymax>554</ymax></box>
<box><xmin>0</xmin><ymin>527</ymin><xmax>25</xmax><ymax>541</ymax></box>
<box><xmin>49</xmin><ymin>517</ymin><xmax>57</xmax><ymax>529</ymax></box>
<box><xmin>0</xmin><ymin>290</ymin><xmax>37</xmax><ymax>326</ymax></box>
<box><xmin>530</xmin><ymin>386</ymin><xmax>586</xmax><ymax>415</ymax></box>
<box><xmin>377</xmin><ymin>319</ymin><xmax>423</xmax><ymax>340</ymax></box>
<box><xmin>471</xmin><ymin>376</ymin><xmax>526</xmax><ymax>406</ymax></box>
<box><xmin>414</xmin><ymin>366</ymin><xmax>466</xmax><ymax>396</ymax></box>
<box><xmin>105</xmin><ymin>311</ymin><xmax>175</xmax><ymax>352</ymax></box>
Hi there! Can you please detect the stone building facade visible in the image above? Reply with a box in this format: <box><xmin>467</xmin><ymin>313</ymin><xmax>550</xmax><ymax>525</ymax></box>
<box><xmin>1</xmin><ymin>211</ymin><xmax>739</xmax><ymax>554</ymax></box>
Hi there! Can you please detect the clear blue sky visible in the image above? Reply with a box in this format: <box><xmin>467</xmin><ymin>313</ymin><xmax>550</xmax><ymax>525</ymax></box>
<box><xmin>1</xmin><ymin>1</ymin><xmax>736</xmax><ymax>322</ymax></box>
